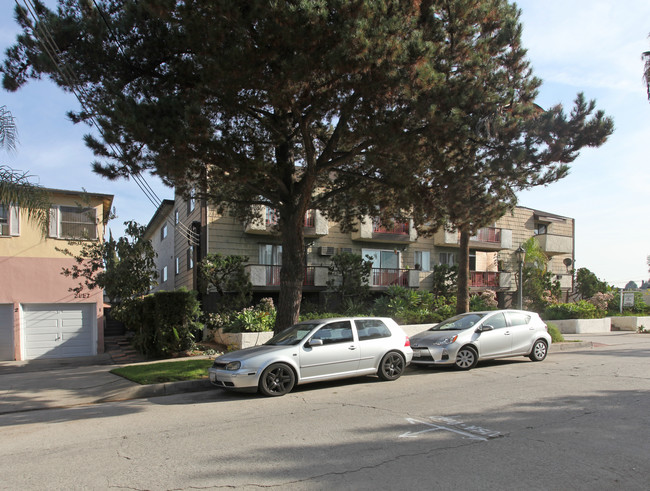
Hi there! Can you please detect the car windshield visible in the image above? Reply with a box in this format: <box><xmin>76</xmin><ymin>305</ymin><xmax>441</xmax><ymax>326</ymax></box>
<box><xmin>265</xmin><ymin>322</ymin><xmax>321</xmax><ymax>346</ymax></box>
<box><xmin>429</xmin><ymin>313</ymin><xmax>488</xmax><ymax>331</ymax></box>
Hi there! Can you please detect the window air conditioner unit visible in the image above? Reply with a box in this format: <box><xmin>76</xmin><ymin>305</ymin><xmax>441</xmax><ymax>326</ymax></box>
<box><xmin>319</xmin><ymin>246</ymin><xmax>335</xmax><ymax>256</ymax></box>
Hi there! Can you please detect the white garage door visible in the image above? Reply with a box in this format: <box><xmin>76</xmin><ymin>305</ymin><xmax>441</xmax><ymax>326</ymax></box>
<box><xmin>22</xmin><ymin>304</ymin><xmax>95</xmax><ymax>360</ymax></box>
<box><xmin>0</xmin><ymin>304</ymin><xmax>14</xmax><ymax>361</ymax></box>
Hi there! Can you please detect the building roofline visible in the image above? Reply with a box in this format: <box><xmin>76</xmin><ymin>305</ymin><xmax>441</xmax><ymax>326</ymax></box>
<box><xmin>144</xmin><ymin>199</ymin><xmax>175</xmax><ymax>238</ymax></box>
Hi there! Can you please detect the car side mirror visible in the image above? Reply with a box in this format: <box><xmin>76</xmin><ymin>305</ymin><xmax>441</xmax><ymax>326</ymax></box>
<box><xmin>307</xmin><ymin>338</ymin><xmax>323</xmax><ymax>347</ymax></box>
<box><xmin>478</xmin><ymin>325</ymin><xmax>494</xmax><ymax>332</ymax></box>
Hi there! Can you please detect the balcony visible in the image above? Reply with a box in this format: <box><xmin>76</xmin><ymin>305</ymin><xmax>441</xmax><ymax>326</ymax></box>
<box><xmin>367</xmin><ymin>268</ymin><xmax>420</xmax><ymax>288</ymax></box>
<box><xmin>246</xmin><ymin>265</ymin><xmax>328</xmax><ymax>288</ymax></box>
<box><xmin>469</xmin><ymin>271</ymin><xmax>501</xmax><ymax>288</ymax></box>
<box><xmin>244</xmin><ymin>206</ymin><xmax>328</xmax><ymax>236</ymax></box>
<box><xmin>351</xmin><ymin>217</ymin><xmax>417</xmax><ymax>244</ymax></box>
<box><xmin>434</xmin><ymin>226</ymin><xmax>512</xmax><ymax>250</ymax></box>
<box><xmin>535</xmin><ymin>233</ymin><xmax>573</xmax><ymax>256</ymax></box>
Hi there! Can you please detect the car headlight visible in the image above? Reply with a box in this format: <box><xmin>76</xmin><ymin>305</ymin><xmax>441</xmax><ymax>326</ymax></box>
<box><xmin>433</xmin><ymin>335</ymin><xmax>458</xmax><ymax>346</ymax></box>
<box><xmin>225</xmin><ymin>361</ymin><xmax>241</xmax><ymax>371</ymax></box>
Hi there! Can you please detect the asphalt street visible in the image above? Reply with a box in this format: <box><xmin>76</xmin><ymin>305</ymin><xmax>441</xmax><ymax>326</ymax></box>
<box><xmin>0</xmin><ymin>332</ymin><xmax>648</xmax><ymax>490</ymax></box>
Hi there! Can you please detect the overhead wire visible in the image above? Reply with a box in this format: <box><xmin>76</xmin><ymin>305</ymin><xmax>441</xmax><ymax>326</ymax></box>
<box><xmin>16</xmin><ymin>0</ymin><xmax>200</xmax><ymax>245</ymax></box>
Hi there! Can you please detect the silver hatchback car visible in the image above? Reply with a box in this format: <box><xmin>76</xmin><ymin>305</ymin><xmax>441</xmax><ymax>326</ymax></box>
<box><xmin>209</xmin><ymin>317</ymin><xmax>413</xmax><ymax>396</ymax></box>
<box><xmin>409</xmin><ymin>310</ymin><xmax>551</xmax><ymax>370</ymax></box>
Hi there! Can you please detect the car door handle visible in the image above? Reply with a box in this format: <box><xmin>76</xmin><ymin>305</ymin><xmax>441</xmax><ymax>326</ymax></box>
<box><xmin>504</xmin><ymin>331</ymin><xmax>511</xmax><ymax>336</ymax></box>
<box><xmin>348</xmin><ymin>345</ymin><xmax>357</xmax><ymax>350</ymax></box>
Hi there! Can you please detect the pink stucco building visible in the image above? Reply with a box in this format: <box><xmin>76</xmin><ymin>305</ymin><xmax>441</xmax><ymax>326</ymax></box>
<box><xmin>0</xmin><ymin>188</ymin><xmax>113</xmax><ymax>361</ymax></box>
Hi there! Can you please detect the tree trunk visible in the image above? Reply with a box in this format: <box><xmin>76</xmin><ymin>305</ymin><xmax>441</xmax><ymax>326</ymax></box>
<box><xmin>275</xmin><ymin>210</ymin><xmax>305</xmax><ymax>333</ymax></box>
<box><xmin>456</xmin><ymin>228</ymin><xmax>471</xmax><ymax>314</ymax></box>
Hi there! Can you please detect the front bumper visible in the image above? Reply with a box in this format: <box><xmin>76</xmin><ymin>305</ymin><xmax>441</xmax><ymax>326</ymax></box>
<box><xmin>208</xmin><ymin>367</ymin><xmax>260</xmax><ymax>389</ymax></box>
<box><xmin>410</xmin><ymin>345</ymin><xmax>455</xmax><ymax>365</ymax></box>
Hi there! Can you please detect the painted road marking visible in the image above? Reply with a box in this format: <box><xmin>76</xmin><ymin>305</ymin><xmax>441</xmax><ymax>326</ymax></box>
<box><xmin>399</xmin><ymin>416</ymin><xmax>503</xmax><ymax>440</ymax></box>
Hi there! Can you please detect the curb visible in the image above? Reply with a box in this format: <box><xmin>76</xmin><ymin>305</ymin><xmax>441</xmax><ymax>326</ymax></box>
<box><xmin>549</xmin><ymin>341</ymin><xmax>593</xmax><ymax>352</ymax></box>
<box><xmin>100</xmin><ymin>342</ymin><xmax>594</xmax><ymax>403</ymax></box>
<box><xmin>98</xmin><ymin>378</ymin><xmax>214</xmax><ymax>403</ymax></box>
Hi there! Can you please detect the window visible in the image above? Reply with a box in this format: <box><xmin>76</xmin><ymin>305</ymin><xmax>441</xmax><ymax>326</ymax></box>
<box><xmin>356</xmin><ymin>319</ymin><xmax>392</xmax><ymax>340</ymax></box>
<box><xmin>534</xmin><ymin>222</ymin><xmax>548</xmax><ymax>235</ymax></box>
<box><xmin>310</xmin><ymin>321</ymin><xmax>353</xmax><ymax>345</ymax></box>
<box><xmin>174</xmin><ymin>209</ymin><xmax>179</xmax><ymax>225</ymax></box>
<box><xmin>50</xmin><ymin>206</ymin><xmax>97</xmax><ymax>239</ymax></box>
<box><xmin>259</xmin><ymin>244</ymin><xmax>282</xmax><ymax>266</ymax></box>
<box><xmin>175</xmin><ymin>257</ymin><xmax>180</xmax><ymax>275</ymax></box>
<box><xmin>414</xmin><ymin>251</ymin><xmax>430</xmax><ymax>271</ymax></box>
<box><xmin>439</xmin><ymin>252</ymin><xmax>456</xmax><ymax>266</ymax></box>
<box><xmin>160</xmin><ymin>223</ymin><xmax>168</xmax><ymax>240</ymax></box>
<box><xmin>0</xmin><ymin>204</ymin><xmax>19</xmax><ymax>237</ymax></box>
<box><xmin>485</xmin><ymin>312</ymin><xmax>507</xmax><ymax>329</ymax></box>
<box><xmin>162</xmin><ymin>266</ymin><xmax>168</xmax><ymax>283</ymax></box>
<box><xmin>508</xmin><ymin>312</ymin><xmax>531</xmax><ymax>326</ymax></box>
<box><xmin>187</xmin><ymin>246</ymin><xmax>194</xmax><ymax>269</ymax></box>
<box><xmin>187</xmin><ymin>190</ymin><xmax>195</xmax><ymax>215</ymax></box>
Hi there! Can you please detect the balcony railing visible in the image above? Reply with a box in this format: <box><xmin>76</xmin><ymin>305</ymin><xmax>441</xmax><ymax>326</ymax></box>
<box><xmin>264</xmin><ymin>266</ymin><xmax>315</xmax><ymax>286</ymax></box>
<box><xmin>469</xmin><ymin>271</ymin><xmax>500</xmax><ymax>287</ymax></box>
<box><xmin>265</xmin><ymin>207</ymin><xmax>317</xmax><ymax>229</ymax></box>
<box><xmin>372</xmin><ymin>219</ymin><xmax>409</xmax><ymax>235</ymax></box>
<box><xmin>470</xmin><ymin>227</ymin><xmax>501</xmax><ymax>243</ymax></box>
<box><xmin>370</xmin><ymin>268</ymin><xmax>409</xmax><ymax>287</ymax></box>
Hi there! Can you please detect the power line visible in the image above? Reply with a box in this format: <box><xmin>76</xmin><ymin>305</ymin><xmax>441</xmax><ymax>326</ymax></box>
<box><xmin>16</xmin><ymin>0</ymin><xmax>200</xmax><ymax>244</ymax></box>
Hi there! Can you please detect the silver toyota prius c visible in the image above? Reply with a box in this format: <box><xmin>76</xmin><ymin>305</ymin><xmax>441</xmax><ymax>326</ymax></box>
<box><xmin>208</xmin><ymin>317</ymin><xmax>413</xmax><ymax>396</ymax></box>
<box><xmin>409</xmin><ymin>309</ymin><xmax>552</xmax><ymax>370</ymax></box>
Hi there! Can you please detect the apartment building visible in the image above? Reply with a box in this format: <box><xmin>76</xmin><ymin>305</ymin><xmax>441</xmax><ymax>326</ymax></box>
<box><xmin>0</xmin><ymin>188</ymin><xmax>113</xmax><ymax>360</ymax></box>
<box><xmin>145</xmin><ymin>194</ymin><xmax>575</xmax><ymax>307</ymax></box>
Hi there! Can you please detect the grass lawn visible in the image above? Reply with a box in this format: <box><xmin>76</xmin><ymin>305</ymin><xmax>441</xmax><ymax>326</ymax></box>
<box><xmin>111</xmin><ymin>359</ymin><xmax>213</xmax><ymax>385</ymax></box>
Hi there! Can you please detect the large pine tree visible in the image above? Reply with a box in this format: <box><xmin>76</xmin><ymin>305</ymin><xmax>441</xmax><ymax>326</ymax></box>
<box><xmin>2</xmin><ymin>0</ymin><xmax>613</xmax><ymax>325</ymax></box>
<box><xmin>409</xmin><ymin>2</ymin><xmax>613</xmax><ymax>313</ymax></box>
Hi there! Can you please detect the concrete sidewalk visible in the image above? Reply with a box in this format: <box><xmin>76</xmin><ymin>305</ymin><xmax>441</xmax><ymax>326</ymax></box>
<box><xmin>1</xmin><ymin>332</ymin><xmax>639</xmax><ymax>415</ymax></box>
<box><xmin>0</xmin><ymin>355</ymin><xmax>214</xmax><ymax>415</ymax></box>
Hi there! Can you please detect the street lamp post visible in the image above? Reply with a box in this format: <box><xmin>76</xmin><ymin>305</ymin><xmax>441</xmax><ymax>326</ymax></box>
<box><xmin>515</xmin><ymin>245</ymin><xmax>526</xmax><ymax>309</ymax></box>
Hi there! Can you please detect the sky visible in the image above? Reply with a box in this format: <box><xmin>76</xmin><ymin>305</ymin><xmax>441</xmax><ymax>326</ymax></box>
<box><xmin>1</xmin><ymin>1</ymin><xmax>649</xmax><ymax>288</ymax></box>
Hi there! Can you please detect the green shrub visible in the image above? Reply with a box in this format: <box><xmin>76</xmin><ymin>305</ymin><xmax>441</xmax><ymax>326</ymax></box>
<box><xmin>546</xmin><ymin>323</ymin><xmax>565</xmax><ymax>343</ymax></box>
<box><xmin>372</xmin><ymin>286</ymin><xmax>454</xmax><ymax>324</ymax></box>
<box><xmin>113</xmin><ymin>288</ymin><xmax>203</xmax><ymax>358</ymax></box>
<box><xmin>469</xmin><ymin>291</ymin><xmax>498</xmax><ymax>311</ymax></box>
<box><xmin>220</xmin><ymin>297</ymin><xmax>276</xmax><ymax>333</ymax></box>
<box><xmin>606</xmin><ymin>291</ymin><xmax>650</xmax><ymax>316</ymax></box>
<box><xmin>543</xmin><ymin>300</ymin><xmax>600</xmax><ymax>320</ymax></box>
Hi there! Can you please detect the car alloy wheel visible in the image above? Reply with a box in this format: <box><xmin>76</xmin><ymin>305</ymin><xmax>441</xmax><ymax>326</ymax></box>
<box><xmin>529</xmin><ymin>340</ymin><xmax>548</xmax><ymax>362</ymax></box>
<box><xmin>259</xmin><ymin>363</ymin><xmax>295</xmax><ymax>396</ymax></box>
<box><xmin>455</xmin><ymin>347</ymin><xmax>478</xmax><ymax>370</ymax></box>
<box><xmin>378</xmin><ymin>352</ymin><xmax>405</xmax><ymax>381</ymax></box>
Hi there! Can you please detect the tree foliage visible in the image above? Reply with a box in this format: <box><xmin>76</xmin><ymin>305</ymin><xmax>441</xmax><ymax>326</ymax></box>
<box><xmin>1</xmin><ymin>0</ymin><xmax>613</xmax><ymax>327</ymax></box>
<box><xmin>575</xmin><ymin>267</ymin><xmax>609</xmax><ymax>299</ymax></box>
<box><xmin>58</xmin><ymin>220</ymin><xmax>157</xmax><ymax>303</ymax></box>
<box><xmin>1</xmin><ymin>105</ymin><xmax>50</xmax><ymax>232</ymax></box>
<box><xmin>406</xmin><ymin>4</ymin><xmax>613</xmax><ymax>313</ymax></box>
<box><xmin>198</xmin><ymin>253</ymin><xmax>252</xmax><ymax>312</ymax></box>
<box><xmin>326</xmin><ymin>251</ymin><xmax>372</xmax><ymax>305</ymax></box>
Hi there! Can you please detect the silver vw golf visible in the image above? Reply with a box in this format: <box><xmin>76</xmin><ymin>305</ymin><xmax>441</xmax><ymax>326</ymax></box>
<box><xmin>209</xmin><ymin>317</ymin><xmax>413</xmax><ymax>396</ymax></box>
<box><xmin>409</xmin><ymin>310</ymin><xmax>551</xmax><ymax>370</ymax></box>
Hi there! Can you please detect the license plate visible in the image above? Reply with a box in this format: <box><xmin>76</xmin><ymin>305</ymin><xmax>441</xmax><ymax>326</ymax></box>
<box><xmin>413</xmin><ymin>351</ymin><xmax>421</xmax><ymax>357</ymax></box>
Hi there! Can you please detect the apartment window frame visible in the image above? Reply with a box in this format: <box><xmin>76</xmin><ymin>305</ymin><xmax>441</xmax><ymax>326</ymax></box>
<box><xmin>161</xmin><ymin>265</ymin><xmax>168</xmax><ymax>283</ymax></box>
<box><xmin>175</xmin><ymin>257</ymin><xmax>180</xmax><ymax>275</ymax></box>
<box><xmin>414</xmin><ymin>250</ymin><xmax>431</xmax><ymax>271</ymax></box>
<box><xmin>160</xmin><ymin>223</ymin><xmax>168</xmax><ymax>240</ymax></box>
<box><xmin>0</xmin><ymin>204</ymin><xmax>19</xmax><ymax>237</ymax></box>
<box><xmin>187</xmin><ymin>245</ymin><xmax>194</xmax><ymax>270</ymax></box>
<box><xmin>439</xmin><ymin>252</ymin><xmax>457</xmax><ymax>266</ymax></box>
<box><xmin>50</xmin><ymin>205</ymin><xmax>97</xmax><ymax>240</ymax></box>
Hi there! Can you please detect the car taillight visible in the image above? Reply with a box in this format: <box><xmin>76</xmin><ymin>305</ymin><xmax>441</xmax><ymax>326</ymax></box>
<box><xmin>404</xmin><ymin>336</ymin><xmax>411</xmax><ymax>347</ymax></box>
<box><xmin>543</xmin><ymin>323</ymin><xmax>548</xmax><ymax>331</ymax></box>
